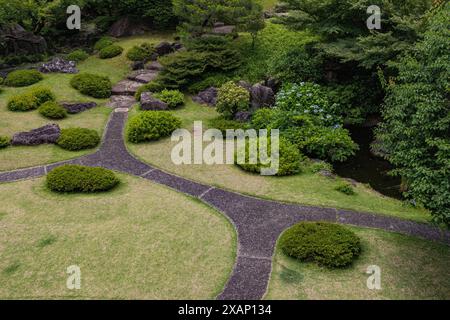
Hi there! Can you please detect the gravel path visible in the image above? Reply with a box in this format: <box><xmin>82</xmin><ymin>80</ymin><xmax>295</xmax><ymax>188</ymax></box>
<box><xmin>1</xmin><ymin>81</ymin><xmax>449</xmax><ymax>301</ymax></box>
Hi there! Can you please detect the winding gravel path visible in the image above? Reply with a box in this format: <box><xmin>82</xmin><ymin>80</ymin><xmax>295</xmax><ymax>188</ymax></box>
<box><xmin>1</xmin><ymin>90</ymin><xmax>449</xmax><ymax>301</ymax></box>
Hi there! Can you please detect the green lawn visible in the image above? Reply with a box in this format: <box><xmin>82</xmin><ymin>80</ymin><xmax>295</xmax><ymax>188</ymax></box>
<box><xmin>127</xmin><ymin>99</ymin><xmax>431</xmax><ymax>223</ymax></box>
<box><xmin>266</xmin><ymin>227</ymin><xmax>450</xmax><ymax>300</ymax></box>
<box><xmin>0</xmin><ymin>32</ymin><xmax>173</xmax><ymax>172</ymax></box>
<box><xmin>0</xmin><ymin>174</ymin><xmax>235</xmax><ymax>299</ymax></box>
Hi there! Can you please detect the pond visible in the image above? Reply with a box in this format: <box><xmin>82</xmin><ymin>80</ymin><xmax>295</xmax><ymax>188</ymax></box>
<box><xmin>334</xmin><ymin>126</ymin><xmax>403</xmax><ymax>199</ymax></box>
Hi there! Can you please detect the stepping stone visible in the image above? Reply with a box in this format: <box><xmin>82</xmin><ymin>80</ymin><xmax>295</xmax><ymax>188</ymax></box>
<box><xmin>107</xmin><ymin>95</ymin><xmax>136</xmax><ymax>109</ymax></box>
<box><xmin>146</xmin><ymin>61</ymin><xmax>164</xmax><ymax>71</ymax></box>
<box><xmin>127</xmin><ymin>70</ymin><xmax>159</xmax><ymax>84</ymax></box>
<box><xmin>114</xmin><ymin>108</ymin><xmax>129</xmax><ymax>113</ymax></box>
<box><xmin>111</xmin><ymin>80</ymin><xmax>143</xmax><ymax>96</ymax></box>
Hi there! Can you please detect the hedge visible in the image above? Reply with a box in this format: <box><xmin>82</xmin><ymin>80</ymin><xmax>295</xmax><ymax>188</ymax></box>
<box><xmin>127</xmin><ymin>111</ymin><xmax>181</xmax><ymax>143</ymax></box>
<box><xmin>57</xmin><ymin>128</ymin><xmax>101</xmax><ymax>151</ymax></box>
<box><xmin>5</xmin><ymin>69</ymin><xmax>43</xmax><ymax>87</ymax></box>
<box><xmin>38</xmin><ymin>101</ymin><xmax>68</xmax><ymax>119</ymax></box>
<box><xmin>47</xmin><ymin>165</ymin><xmax>119</xmax><ymax>193</ymax></box>
<box><xmin>279</xmin><ymin>222</ymin><xmax>362</xmax><ymax>268</ymax></box>
<box><xmin>70</xmin><ymin>73</ymin><xmax>112</xmax><ymax>98</ymax></box>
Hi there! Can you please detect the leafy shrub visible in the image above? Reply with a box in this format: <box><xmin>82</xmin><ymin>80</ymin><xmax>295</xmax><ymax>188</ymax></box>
<box><xmin>279</xmin><ymin>222</ymin><xmax>362</xmax><ymax>268</ymax></box>
<box><xmin>5</xmin><ymin>69</ymin><xmax>43</xmax><ymax>87</ymax></box>
<box><xmin>135</xmin><ymin>80</ymin><xmax>165</xmax><ymax>100</ymax></box>
<box><xmin>208</xmin><ymin>116</ymin><xmax>245</xmax><ymax>135</ymax></box>
<box><xmin>67</xmin><ymin>49</ymin><xmax>89</xmax><ymax>62</ymax></box>
<box><xmin>70</xmin><ymin>73</ymin><xmax>112</xmax><ymax>98</ymax></box>
<box><xmin>216</xmin><ymin>82</ymin><xmax>250</xmax><ymax>119</ymax></box>
<box><xmin>57</xmin><ymin>128</ymin><xmax>100</xmax><ymax>151</ymax></box>
<box><xmin>127</xmin><ymin>111</ymin><xmax>181</xmax><ymax>143</ymax></box>
<box><xmin>38</xmin><ymin>102</ymin><xmax>67</xmax><ymax>119</ymax></box>
<box><xmin>335</xmin><ymin>182</ymin><xmax>356</xmax><ymax>195</ymax></box>
<box><xmin>0</xmin><ymin>77</ymin><xmax>3</xmax><ymax>85</ymax></box>
<box><xmin>99</xmin><ymin>45</ymin><xmax>124</xmax><ymax>59</ymax></box>
<box><xmin>126</xmin><ymin>43</ymin><xmax>155</xmax><ymax>61</ymax></box>
<box><xmin>7</xmin><ymin>94</ymin><xmax>37</xmax><ymax>111</ymax></box>
<box><xmin>94</xmin><ymin>37</ymin><xmax>115</xmax><ymax>51</ymax></box>
<box><xmin>47</xmin><ymin>165</ymin><xmax>119</xmax><ymax>193</ymax></box>
<box><xmin>0</xmin><ymin>136</ymin><xmax>10</xmax><ymax>149</ymax></box>
<box><xmin>236</xmin><ymin>138</ymin><xmax>303</xmax><ymax>176</ymax></box>
<box><xmin>153</xmin><ymin>89</ymin><xmax>184</xmax><ymax>108</ymax></box>
<box><xmin>309</xmin><ymin>161</ymin><xmax>334</xmax><ymax>173</ymax></box>
<box><xmin>29</xmin><ymin>87</ymin><xmax>56</xmax><ymax>106</ymax></box>
<box><xmin>188</xmin><ymin>74</ymin><xmax>233</xmax><ymax>93</ymax></box>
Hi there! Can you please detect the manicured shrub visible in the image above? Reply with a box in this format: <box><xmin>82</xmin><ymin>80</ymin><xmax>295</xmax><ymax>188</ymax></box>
<box><xmin>153</xmin><ymin>89</ymin><xmax>184</xmax><ymax>109</ymax></box>
<box><xmin>4</xmin><ymin>69</ymin><xmax>43</xmax><ymax>87</ymax></box>
<box><xmin>67</xmin><ymin>49</ymin><xmax>89</xmax><ymax>62</ymax></box>
<box><xmin>126</xmin><ymin>43</ymin><xmax>155</xmax><ymax>61</ymax></box>
<box><xmin>38</xmin><ymin>102</ymin><xmax>67</xmax><ymax>120</ymax></box>
<box><xmin>208</xmin><ymin>116</ymin><xmax>245</xmax><ymax>135</ymax></box>
<box><xmin>94</xmin><ymin>37</ymin><xmax>115</xmax><ymax>51</ymax></box>
<box><xmin>70</xmin><ymin>73</ymin><xmax>112</xmax><ymax>98</ymax></box>
<box><xmin>279</xmin><ymin>222</ymin><xmax>362</xmax><ymax>268</ymax></box>
<box><xmin>135</xmin><ymin>80</ymin><xmax>165</xmax><ymax>100</ymax></box>
<box><xmin>127</xmin><ymin>111</ymin><xmax>182</xmax><ymax>143</ymax></box>
<box><xmin>7</xmin><ymin>93</ymin><xmax>38</xmax><ymax>111</ymax></box>
<box><xmin>335</xmin><ymin>182</ymin><xmax>356</xmax><ymax>195</ymax></box>
<box><xmin>57</xmin><ymin>128</ymin><xmax>101</xmax><ymax>151</ymax></box>
<box><xmin>0</xmin><ymin>136</ymin><xmax>10</xmax><ymax>149</ymax></box>
<box><xmin>216</xmin><ymin>81</ymin><xmax>250</xmax><ymax>119</ymax></box>
<box><xmin>47</xmin><ymin>165</ymin><xmax>119</xmax><ymax>193</ymax></box>
<box><xmin>236</xmin><ymin>138</ymin><xmax>303</xmax><ymax>176</ymax></box>
<box><xmin>29</xmin><ymin>86</ymin><xmax>56</xmax><ymax>105</ymax></box>
<box><xmin>99</xmin><ymin>45</ymin><xmax>124</xmax><ymax>59</ymax></box>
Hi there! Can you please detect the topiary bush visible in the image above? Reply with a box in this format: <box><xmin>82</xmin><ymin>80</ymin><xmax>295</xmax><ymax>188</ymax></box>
<box><xmin>216</xmin><ymin>81</ymin><xmax>250</xmax><ymax>119</ymax></box>
<box><xmin>38</xmin><ymin>101</ymin><xmax>68</xmax><ymax>120</ymax></box>
<box><xmin>7</xmin><ymin>93</ymin><xmax>38</xmax><ymax>111</ymax></box>
<box><xmin>57</xmin><ymin>128</ymin><xmax>101</xmax><ymax>151</ymax></box>
<box><xmin>70</xmin><ymin>73</ymin><xmax>112</xmax><ymax>98</ymax></box>
<box><xmin>29</xmin><ymin>87</ymin><xmax>56</xmax><ymax>106</ymax></box>
<box><xmin>67</xmin><ymin>49</ymin><xmax>89</xmax><ymax>62</ymax></box>
<box><xmin>94</xmin><ymin>37</ymin><xmax>115</xmax><ymax>51</ymax></box>
<box><xmin>0</xmin><ymin>136</ymin><xmax>10</xmax><ymax>149</ymax></box>
<box><xmin>153</xmin><ymin>89</ymin><xmax>184</xmax><ymax>109</ymax></box>
<box><xmin>4</xmin><ymin>69</ymin><xmax>43</xmax><ymax>87</ymax></box>
<box><xmin>47</xmin><ymin>165</ymin><xmax>119</xmax><ymax>193</ymax></box>
<box><xmin>126</xmin><ymin>42</ymin><xmax>155</xmax><ymax>61</ymax></box>
<box><xmin>236</xmin><ymin>137</ymin><xmax>303</xmax><ymax>176</ymax></box>
<box><xmin>335</xmin><ymin>182</ymin><xmax>356</xmax><ymax>195</ymax></box>
<box><xmin>279</xmin><ymin>222</ymin><xmax>362</xmax><ymax>268</ymax></box>
<box><xmin>127</xmin><ymin>111</ymin><xmax>182</xmax><ymax>143</ymax></box>
<box><xmin>99</xmin><ymin>45</ymin><xmax>124</xmax><ymax>59</ymax></box>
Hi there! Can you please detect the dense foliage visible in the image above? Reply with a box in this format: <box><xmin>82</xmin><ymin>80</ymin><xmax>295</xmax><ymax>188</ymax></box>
<box><xmin>70</xmin><ymin>73</ymin><xmax>112</xmax><ymax>98</ymax></box>
<box><xmin>153</xmin><ymin>89</ymin><xmax>185</xmax><ymax>109</ymax></box>
<box><xmin>28</xmin><ymin>86</ymin><xmax>56</xmax><ymax>105</ymax></box>
<box><xmin>7</xmin><ymin>93</ymin><xmax>38</xmax><ymax>111</ymax></box>
<box><xmin>216</xmin><ymin>82</ymin><xmax>250</xmax><ymax>119</ymax></box>
<box><xmin>127</xmin><ymin>111</ymin><xmax>182</xmax><ymax>143</ymax></box>
<box><xmin>279</xmin><ymin>222</ymin><xmax>362</xmax><ymax>268</ymax></box>
<box><xmin>47</xmin><ymin>165</ymin><xmax>119</xmax><ymax>193</ymax></box>
<box><xmin>377</xmin><ymin>4</ymin><xmax>450</xmax><ymax>225</ymax></box>
<box><xmin>99</xmin><ymin>45</ymin><xmax>124</xmax><ymax>59</ymax></box>
<box><xmin>38</xmin><ymin>101</ymin><xmax>68</xmax><ymax>119</ymax></box>
<box><xmin>57</xmin><ymin>128</ymin><xmax>101</xmax><ymax>151</ymax></box>
<box><xmin>4</xmin><ymin>70</ymin><xmax>43</xmax><ymax>87</ymax></box>
<box><xmin>126</xmin><ymin>43</ymin><xmax>155</xmax><ymax>61</ymax></box>
<box><xmin>67</xmin><ymin>49</ymin><xmax>89</xmax><ymax>62</ymax></box>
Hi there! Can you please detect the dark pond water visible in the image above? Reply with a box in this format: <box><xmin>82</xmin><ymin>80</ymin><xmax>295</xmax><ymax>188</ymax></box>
<box><xmin>334</xmin><ymin>126</ymin><xmax>402</xmax><ymax>199</ymax></box>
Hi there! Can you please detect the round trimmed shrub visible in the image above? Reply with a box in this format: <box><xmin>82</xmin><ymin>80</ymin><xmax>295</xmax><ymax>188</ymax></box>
<box><xmin>153</xmin><ymin>89</ymin><xmax>184</xmax><ymax>109</ymax></box>
<box><xmin>99</xmin><ymin>45</ymin><xmax>123</xmax><ymax>59</ymax></box>
<box><xmin>57</xmin><ymin>128</ymin><xmax>100</xmax><ymax>151</ymax></box>
<box><xmin>47</xmin><ymin>165</ymin><xmax>119</xmax><ymax>193</ymax></box>
<box><xmin>127</xmin><ymin>111</ymin><xmax>182</xmax><ymax>143</ymax></box>
<box><xmin>279</xmin><ymin>222</ymin><xmax>362</xmax><ymax>268</ymax></box>
<box><xmin>126</xmin><ymin>43</ymin><xmax>154</xmax><ymax>61</ymax></box>
<box><xmin>216</xmin><ymin>81</ymin><xmax>250</xmax><ymax>119</ymax></box>
<box><xmin>67</xmin><ymin>49</ymin><xmax>89</xmax><ymax>62</ymax></box>
<box><xmin>5</xmin><ymin>69</ymin><xmax>43</xmax><ymax>87</ymax></box>
<box><xmin>0</xmin><ymin>136</ymin><xmax>10</xmax><ymax>149</ymax></box>
<box><xmin>70</xmin><ymin>73</ymin><xmax>112</xmax><ymax>98</ymax></box>
<box><xmin>236</xmin><ymin>137</ymin><xmax>303</xmax><ymax>176</ymax></box>
<box><xmin>7</xmin><ymin>93</ymin><xmax>38</xmax><ymax>111</ymax></box>
<box><xmin>38</xmin><ymin>101</ymin><xmax>68</xmax><ymax>119</ymax></box>
<box><xmin>94</xmin><ymin>37</ymin><xmax>115</xmax><ymax>51</ymax></box>
<box><xmin>29</xmin><ymin>86</ymin><xmax>56</xmax><ymax>105</ymax></box>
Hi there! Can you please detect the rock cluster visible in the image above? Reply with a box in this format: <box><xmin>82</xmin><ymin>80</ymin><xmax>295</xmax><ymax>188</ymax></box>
<box><xmin>140</xmin><ymin>92</ymin><xmax>168</xmax><ymax>111</ymax></box>
<box><xmin>11</xmin><ymin>124</ymin><xmax>61</xmax><ymax>146</ymax></box>
<box><xmin>192</xmin><ymin>87</ymin><xmax>218</xmax><ymax>107</ymax></box>
<box><xmin>61</xmin><ymin>102</ymin><xmax>97</xmax><ymax>114</ymax></box>
<box><xmin>39</xmin><ymin>57</ymin><xmax>78</xmax><ymax>74</ymax></box>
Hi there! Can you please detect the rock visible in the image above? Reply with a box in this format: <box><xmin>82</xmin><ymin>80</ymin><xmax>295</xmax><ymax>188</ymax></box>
<box><xmin>131</xmin><ymin>61</ymin><xmax>145</xmax><ymax>70</ymax></box>
<box><xmin>39</xmin><ymin>57</ymin><xmax>78</xmax><ymax>74</ymax></box>
<box><xmin>192</xmin><ymin>87</ymin><xmax>218</xmax><ymax>107</ymax></box>
<box><xmin>0</xmin><ymin>24</ymin><xmax>47</xmax><ymax>57</ymax></box>
<box><xmin>211</xmin><ymin>25</ymin><xmax>236</xmax><ymax>36</ymax></box>
<box><xmin>107</xmin><ymin>95</ymin><xmax>136</xmax><ymax>109</ymax></box>
<box><xmin>150</xmin><ymin>52</ymin><xmax>160</xmax><ymax>61</ymax></box>
<box><xmin>108</xmin><ymin>16</ymin><xmax>149</xmax><ymax>37</ymax></box>
<box><xmin>234</xmin><ymin>111</ymin><xmax>252</xmax><ymax>122</ymax></box>
<box><xmin>112</xmin><ymin>80</ymin><xmax>143</xmax><ymax>96</ymax></box>
<box><xmin>140</xmin><ymin>92</ymin><xmax>169</xmax><ymax>111</ymax></box>
<box><xmin>214</xmin><ymin>22</ymin><xmax>225</xmax><ymax>28</ymax></box>
<box><xmin>146</xmin><ymin>61</ymin><xmax>164</xmax><ymax>71</ymax></box>
<box><xmin>155</xmin><ymin>42</ymin><xmax>174</xmax><ymax>56</ymax></box>
<box><xmin>11</xmin><ymin>124</ymin><xmax>61</xmax><ymax>146</ymax></box>
<box><xmin>318</xmin><ymin>170</ymin><xmax>336</xmax><ymax>179</ymax></box>
<box><xmin>61</xmin><ymin>102</ymin><xmax>97</xmax><ymax>114</ymax></box>
<box><xmin>345</xmin><ymin>178</ymin><xmax>358</xmax><ymax>186</ymax></box>
<box><xmin>237</xmin><ymin>81</ymin><xmax>252</xmax><ymax>91</ymax></box>
<box><xmin>172</xmin><ymin>42</ymin><xmax>183</xmax><ymax>51</ymax></box>
<box><xmin>127</xmin><ymin>70</ymin><xmax>159</xmax><ymax>84</ymax></box>
<box><xmin>249</xmin><ymin>84</ymin><xmax>275</xmax><ymax>110</ymax></box>
<box><xmin>262</xmin><ymin>77</ymin><xmax>281</xmax><ymax>93</ymax></box>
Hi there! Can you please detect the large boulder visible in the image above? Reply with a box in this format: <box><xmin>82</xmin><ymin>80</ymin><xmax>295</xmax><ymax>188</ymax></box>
<box><xmin>155</xmin><ymin>41</ymin><xmax>174</xmax><ymax>56</ymax></box>
<box><xmin>192</xmin><ymin>87</ymin><xmax>218</xmax><ymax>107</ymax></box>
<box><xmin>234</xmin><ymin>111</ymin><xmax>252</xmax><ymax>122</ymax></box>
<box><xmin>146</xmin><ymin>61</ymin><xmax>164</xmax><ymax>71</ymax></box>
<box><xmin>11</xmin><ymin>124</ymin><xmax>61</xmax><ymax>146</ymax></box>
<box><xmin>39</xmin><ymin>57</ymin><xmax>78</xmax><ymax>74</ymax></box>
<box><xmin>140</xmin><ymin>92</ymin><xmax>169</xmax><ymax>111</ymax></box>
<box><xmin>108</xmin><ymin>16</ymin><xmax>149</xmax><ymax>38</ymax></box>
<box><xmin>248</xmin><ymin>84</ymin><xmax>275</xmax><ymax>110</ymax></box>
<box><xmin>0</xmin><ymin>24</ymin><xmax>47</xmax><ymax>57</ymax></box>
<box><xmin>61</xmin><ymin>102</ymin><xmax>97</xmax><ymax>114</ymax></box>
<box><xmin>211</xmin><ymin>24</ymin><xmax>236</xmax><ymax>36</ymax></box>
